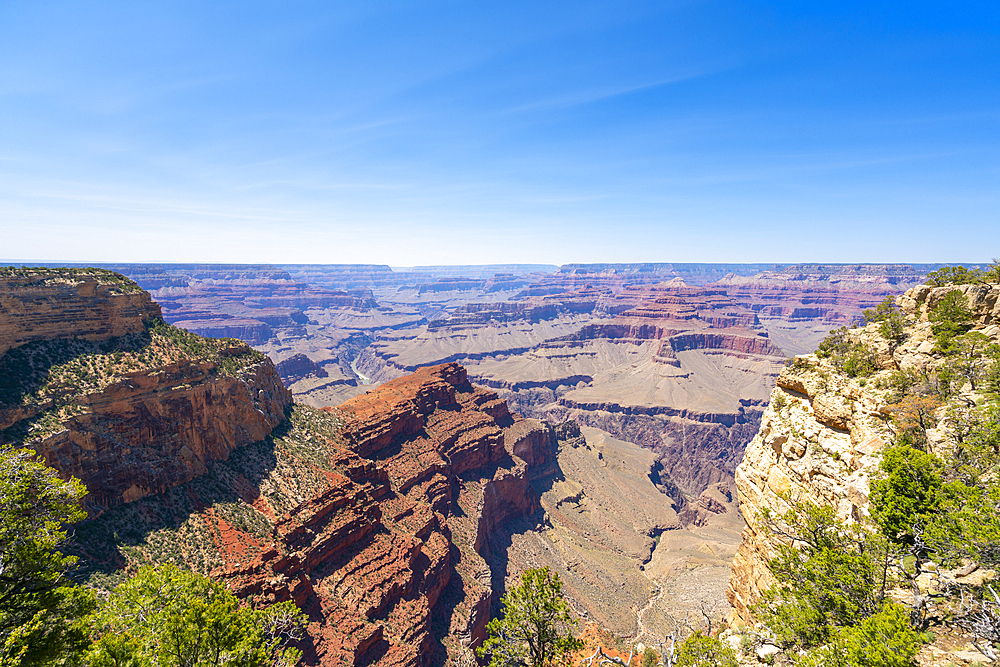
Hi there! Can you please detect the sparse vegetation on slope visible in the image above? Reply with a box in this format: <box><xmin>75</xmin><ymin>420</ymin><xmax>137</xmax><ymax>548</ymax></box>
<box><xmin>0</xmin><ymin>434</ymin><xmax>317</xmax><ymax>666</ymax></box>
<box><xmin>0</xmin><ymin>319</ymin><xmax>266</xmax><ymax>447</ymax></box>
<box><xmin>70</xmin><ymin>405</ymin><xmax>344</xmax><ymax>588</ymax></box>
<box><xmin>0</xmin><ymin>266</ymin><xmax>145</xmax><ymax>294</ymax></box>
<box><xmin>732</xmin><ymin>269</ymin><xmax>1000</xmax><ymax>665</ymax></box>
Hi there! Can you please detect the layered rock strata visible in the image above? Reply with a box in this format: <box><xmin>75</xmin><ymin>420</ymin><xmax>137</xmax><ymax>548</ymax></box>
<box><xmin>727</xmin><ymin>282</ymin><xmax>1000</xmax><ymax>621</ymax></box>
<box><xmin>30</xmin><ymin>358</ymin><xmax>290</xmax><ymax>515</ymax></box>
<box><xmin>207</xmin><ymin>363</ymin><xmax>554</xmax><ymax>667</ymax></box>
<box><xmin>0</xmin><ymin>268</ymin><xmax>161</xmax><ymax>356</ymax></box>
<box><xmin>0</xmin><ymin>268</ymin><xmax>292</xmax><ymax>516</ymax></box>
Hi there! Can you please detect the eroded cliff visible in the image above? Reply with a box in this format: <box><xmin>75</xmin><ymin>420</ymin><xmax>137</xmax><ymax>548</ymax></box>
<box><xmin>74</xmin><ymin>363</ymin><xmax>557</xmax><ymax>667</ymax></box>
<box><xmin>727</xmin><ymin>281</ymin><xmax>1000</xmax><ymax>621</ymax></box>
<box><xmin>0</xmin><ymin>268</ymin><xmax>291</xmax><ymax>516</ymax></box>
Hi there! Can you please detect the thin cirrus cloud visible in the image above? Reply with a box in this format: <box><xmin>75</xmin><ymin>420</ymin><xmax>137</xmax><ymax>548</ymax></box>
<box><xmin>0</xmin><ymin>0</ymin><xmax>997</xmax><ymax>264</ymax></box>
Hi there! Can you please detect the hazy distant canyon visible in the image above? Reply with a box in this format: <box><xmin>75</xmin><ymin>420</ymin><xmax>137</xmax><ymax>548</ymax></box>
<box><xmin>93</xmin><ymin>261</ymin><xmax>936</xmax><ymax>500</ymax></box>
<box><xmin>2</xmin><ymin>261</ymin><xmax>949</xmax><ymax>658</ymax></box>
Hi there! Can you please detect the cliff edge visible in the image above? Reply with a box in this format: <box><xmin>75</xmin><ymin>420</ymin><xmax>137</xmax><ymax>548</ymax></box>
<box><xmin>728</xmin><ymin>281</ymin><xmax>1000</xmax><ymax>621</ymax></box>
<box><xmin>0</xmin><ymin>267</ymin><xmax>292</xmax><ymax>516</ymax></box>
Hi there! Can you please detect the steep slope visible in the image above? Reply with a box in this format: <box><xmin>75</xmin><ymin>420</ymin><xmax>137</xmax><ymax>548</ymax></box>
<box><xmin>727</xmin><ymin>281</ymin><xmax>1000</xmax><ymax>621</ymax></box>
<box><xmin>0</xmin><ymin>268</ymin><xmax>292</xmax><ymax>516</ymax></box>
<box><xmin>74</xmin><ymin>363</ymin><xmax>560</xmax><ymax>667</ymax></box>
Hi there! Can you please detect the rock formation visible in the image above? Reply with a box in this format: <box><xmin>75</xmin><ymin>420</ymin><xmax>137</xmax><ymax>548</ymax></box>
<box><xmin>74</xmin><ymin>363</ymin><xmax>558</xmax><ymax>667</ymax></box>
<box><xmin>219</xmin><ymin>363</ymin><xmax>554</xmax><ymax>666</ymax></box>
<box><xmin>0</xmin><ymin>267</ymin><xmax>161</xmax><ymax>356</ymax></box>
<box><xmin>727</xmin><ymin>281</ymin><xmax>1000</xmax><ymax>622</ymax></box>
<box><xmin>0</xmin><ymin>268</ymin><xmax>291</xmax><ymax>516</ymax></box>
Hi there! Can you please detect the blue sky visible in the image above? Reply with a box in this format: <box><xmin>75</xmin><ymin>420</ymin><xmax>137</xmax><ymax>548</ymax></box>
<box><xmin>1</xmin><ymin>1</ymin><xmax>997</xmax><ymax>265</ymax></box>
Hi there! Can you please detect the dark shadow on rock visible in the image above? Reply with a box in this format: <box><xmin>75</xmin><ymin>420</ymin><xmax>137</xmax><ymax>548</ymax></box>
<box><xmin>66</xmin><ymin>430</ymin><xmax>283</xmax><ymax>581</ymax></box>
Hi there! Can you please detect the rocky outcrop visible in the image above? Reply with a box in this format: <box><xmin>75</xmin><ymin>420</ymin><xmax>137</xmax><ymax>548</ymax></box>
<box><xmin>215</xmin><ymin>363</ymin><xmax>554</xmax><ymax>667</ymax></box>
<box><xmin>0</xmin><ymin>268</ymin><xmax>161</xmax><ymax>356</ymax></box>
<box><xmin>727</xmin><ymin>282</ymin><xmax>1000</xmax><ymax>621</ymax></box>
<box><xmin>32</xmin><ymin>357</ymin><xmax>290</xmax><ymax>515</ymax></box>
<box><xmin>726</xmin><ymin>354</ymin><xmax>889</xmax><ymax>620</ymax></box>
<box><xmin>0</xmin><ymin>268</ymin><xmax>292</xmax><ymax>516</ymax></box>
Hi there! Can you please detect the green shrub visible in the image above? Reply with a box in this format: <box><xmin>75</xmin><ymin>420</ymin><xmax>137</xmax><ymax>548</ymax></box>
<box><xmin>674</xmin><ymin>632</ymin><xmax>737</xmax><ymax>667</ymax></box>
<box><xmin>929</xmin><ymin>290</ymin><xmax>974</xmax><ymax>352</ymax></box>
<box><xmin>870</xmin><ymin>445</ymin><xmax>943</xmax><ymax>541</ymax></box>
<box><xmin>477</xmin><ymin>567</ymin><xmax>583</xmax><ymax>667</ymax></box>
<box><xmin>0</xmin><ymin>447</ymin><xmax>95</xmax><ymax>665</ymax></box>
<box><xmin>925</xmin><ymin>265</ymin><xmax>985</xmax><ymax>287</ymax></box>
<box><xmin>863</xmin><ymin>296</ymin><xmax>906</xmax><ymax>348</ymax></box>
<box><xmin>816</xmin><ymin>328</ymin><xmax>879</xmax><ymax>378</ymax></box>
<box><xmin>793</xmin><ymin>604</ymin><xmax>921</xmax><ymax>667</ymax></box>
<box><xmin>754</xmin><ymin>502</ymin><xmax>891</xmax><ymax>649</ymax></box>
<box><xmin>88</xmin><ymin>564</ymin><xmax>306</xmax><ymax>667</ymax></box>
<box><xmin>875</xmin><ymin>369</ymin><xmax>922</xmax><ymax>403</ymax></box>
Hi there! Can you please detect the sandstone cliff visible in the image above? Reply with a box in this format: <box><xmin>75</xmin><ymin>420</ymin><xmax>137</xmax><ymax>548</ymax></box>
<box><xmin>0</xmin><ymin>268</ymin><xmax>291</xmax><ymax>516</ymax></box>
<box><xmin>0</xmin><ymin>267</ymin><xmax>161</xmax><ymax>356</ymax></box>
<box><xmin>727</xmin><ymin>281</ymin><xmax>1000</xmax><ymax>621</ymax></box>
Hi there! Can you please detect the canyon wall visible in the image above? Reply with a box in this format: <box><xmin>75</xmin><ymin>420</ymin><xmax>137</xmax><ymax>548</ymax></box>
<box><xmin>30</xmin><ymin>358</ymin><xmax>290</xmax><ymax>515</ymax></box>
<box><xmin>727</xmin><ymin>281</ymin><xmax>1000</xmax><ymax>621</ymax></box>
<box><xmin>76</xmin><ymin>363</ymin><xmax>558</xmax><ymax>667</ymax></box>
<box><xmin>0</xmin><ymin>268</ymin><xmax>292</xmax><ymax>516</ymax></box>
<box><xmin>0</xmin><ymin>268</ymin><xmax>161</xmax><ymax>356</ymax></box>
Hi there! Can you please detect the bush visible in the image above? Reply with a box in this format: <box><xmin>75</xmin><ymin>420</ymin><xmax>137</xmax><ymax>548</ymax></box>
<box><xmin>929</xmin><ymin>290</ymin><xmax>973</xmax><ymax>352</ymax></box>
<box><xmin>816</xmin><ymin>328</ymin><xmax>879</xmax><ymax>378</ymax></box>
<box><xmin>674</xmin><ymin>632</ymin><xmax>737</xmax><ymax>667</ymax></box>
<box><xmin>477</xmin><ymin>567</ymin><xmax>583</xmax><ymax>667</ymax></box>
<box><xmin>793</xmin><ymin>604</ymin><xmax>921</xmax><ymax>667</ymax></box>
<box><xmin>863</xmin><ymin>297</ymin><xmax>906</xmax><ymax>348</ymax></box>
<box><xmin>0</xmin><ymin>447</ymin><xmax>94</xmax><ymax>666</ymax></box>
<box><xmin>870</xmin><ymin>445</ymin><xmax>943</xmax><ymax>541</ymax></box>
<box><xmin>754</xmin><ymin>502</ymin><xmax>891</xmax><ymax>649</ymax></box>
<box><xmin>88</xmin><ymin>564</ymin><xmax>306</xmax><ymax>667</ymax></box>
<box><xmin>925</xmin><ymin>265</ymin><xmax>985</xmax><ymax>287</ymax></box>
<box><xmin>884</xmin><ymin>395</ymin><xmax>943</xmax><ymax>449</ymax></box>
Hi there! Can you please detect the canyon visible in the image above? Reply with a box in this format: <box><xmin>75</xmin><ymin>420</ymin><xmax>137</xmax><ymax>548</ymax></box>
<box><xmin>1</xmin><ymin>263</ymin><xmax>961</xmax><ymax>665</ymax></box>
<box><xmin>89</xmin><ymin>261</ymin><xmax>935</xmax><ymax>505</ymax></box>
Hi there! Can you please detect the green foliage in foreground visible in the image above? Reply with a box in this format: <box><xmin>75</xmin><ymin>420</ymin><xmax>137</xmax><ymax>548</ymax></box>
<box><xmin>0</xmin><ymin>447</ymin><xmax>94</xmax><ymax>666</ymax></box>
<box><xmin>869</xmin><ymin>444</ymin><xmax>943</xmax><ymax>542</ymax></box>
<box><xmin>755</xmin><ymin>502</ymin><xmax>923</xmax><ymax>666</ymax></box>
<box><xmin>754</xmin><ymin>502</ymin><xmax>893</xmax><ymax>650</ymax></box>
<box><xmin>88</xmin><ymin>565</ymin><xmax>307</xmax><ymax>667</ymax></box>
<box><xmin>674</xmin><ymin>632</ymin><xmax>737</xmax><ymax>667</ymax></box>
<box><xmin>792</xmin><ymin>604</ymin><xmax>922</xmax><ymax>667</ymax></box>
<box><xmin>478</xmin><ymin>567</ymin><xmax>583</xmax><ymax>667</ymax></box>
<box><xmin>0</xmin><ymin>446</ymin><xmax>306</xmax><ymax>667</ymax></box>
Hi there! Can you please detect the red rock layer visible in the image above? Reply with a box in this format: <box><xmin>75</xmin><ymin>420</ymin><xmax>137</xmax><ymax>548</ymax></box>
<box><xmin>559</xmin><ymin>284</ymin><xmax>786</xmax><ymax>362</ymax></box>
<box><xmin>221</xmin><ymin>363</ymin><xmax>551</xmax><ymax>667</ymax></box>
<box><xmin>33</xmin><ymin>357</ymin><xmax>291</xmax><ymax>516</ymax></box>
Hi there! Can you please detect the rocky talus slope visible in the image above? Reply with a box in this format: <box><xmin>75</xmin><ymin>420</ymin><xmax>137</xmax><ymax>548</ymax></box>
<box><xmin>727</xmin><ymin>282</ymin><xmax>1000</xmax><ymax>622</ymax></box>
<box><xmin>75</xmin><ymin>362</ymin><xmax>559</xmax><ymax>667</ymax></box>
<box><xmin>0</xmin><ymin>268</ymin><xmax>291</xmax><ymax>516</ymax></box>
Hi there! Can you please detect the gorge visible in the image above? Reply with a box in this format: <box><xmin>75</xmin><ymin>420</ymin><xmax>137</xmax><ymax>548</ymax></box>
<box><xmin>5</xmin><ymin>262</ymin><xmax>986</xmax><ymax>666</ymax></box>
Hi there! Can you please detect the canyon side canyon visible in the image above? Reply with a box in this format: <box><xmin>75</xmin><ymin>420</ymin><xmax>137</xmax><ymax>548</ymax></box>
<box><xmin>0</xmin><ymin>263</ymin><xmax>954</xmax><ymax>666</ymax></box>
